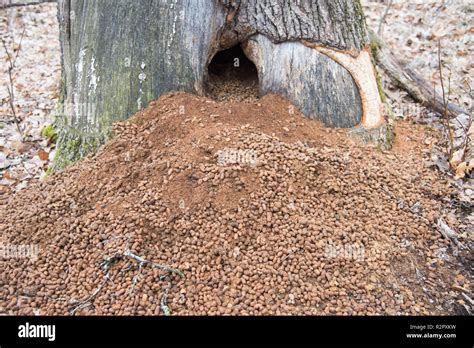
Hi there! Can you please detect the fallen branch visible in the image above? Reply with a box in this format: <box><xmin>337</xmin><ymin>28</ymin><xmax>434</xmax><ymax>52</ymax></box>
<box><xmin>436</xmin><ymin>218</ymin><xmax>461</xmax><ymax>248</ymax></box>
<box><xmin>69</xmin><ymin>244</ymin><xmax>184</xmax><ymax>315</ymax></box>
<box><xmin>369</xmin><ymin>29</ymin><xmax>468</xmax><ymax>118</ymax></box>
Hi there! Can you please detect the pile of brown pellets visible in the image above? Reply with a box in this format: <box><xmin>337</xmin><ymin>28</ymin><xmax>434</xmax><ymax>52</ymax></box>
<box><xmin>1</xmin><ymin>93</ymin><xmax>469</xmax><ymax>316</ymax></box>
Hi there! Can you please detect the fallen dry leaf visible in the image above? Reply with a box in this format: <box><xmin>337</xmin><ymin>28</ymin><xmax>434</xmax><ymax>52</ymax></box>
<box><xmin>3</xmin><ymin>170</ymin><xmax>13</xmax><ymax>181</ymax></box>
<box><xmin>38</xmin><ymin>149</ymin><xmax>49</xmax><ymax>161</ymax></box>
<box><xmin>455</xmin><ymin>162</ymin><xmax>467</xmax><ymax>179</ymax></box>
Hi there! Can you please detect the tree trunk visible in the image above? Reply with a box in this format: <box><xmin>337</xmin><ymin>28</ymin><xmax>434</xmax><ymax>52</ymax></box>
<box><xmin>54</xmin><ymin>0</ymin><xmax>386</xmax><ymax>169</ymax></box>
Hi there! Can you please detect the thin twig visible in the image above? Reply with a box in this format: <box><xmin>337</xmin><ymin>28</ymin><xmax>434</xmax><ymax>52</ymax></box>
<box><xmin>1</xmin><ymin>27</ymin><xmax>26</xmax><ymax>140</ymax></box>
<box><xmin>123</xmin><ymin>249</ymin><xmax>185</xmax><ymax>278</ymax></box>
<box><xmin>69</xmin><ymin>244</ymin><xmax>184</xmax><ymax>315</ymax></box>
<box><xmin>378</xmin><ymin>0</ymin><xmax>393</xmax><ymax>36</ymax></box>
<box><xmin>70</xmin><ymin>274</ymin><xmax>110</xmax><ymax>315</ymax></box>
<box><xmin>438</xmin><ymin>40</ymin><xmax>454</xmax><ymax>159</ymax></box>
<box><xmin>129</xmin><ymin>261</ymin><xmax>143</xmax><ymax>294</ymax></box>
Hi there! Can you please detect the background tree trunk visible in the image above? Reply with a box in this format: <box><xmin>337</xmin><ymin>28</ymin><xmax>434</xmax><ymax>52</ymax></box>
<box><xmin>54</xmin><ymin>0</ymin><xmax>385</xmax><ymax>169</ymax></box>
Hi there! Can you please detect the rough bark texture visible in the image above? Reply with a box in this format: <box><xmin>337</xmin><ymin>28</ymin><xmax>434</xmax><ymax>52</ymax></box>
<box><xmin>55</xmin><ymin>0</ymin><xmax>384</xmax><ymax>169</ymax></box>
<box><xmin>219</xmin><ymin>0</ymin><xmax>368</xmax><ymax>51</ymax></box>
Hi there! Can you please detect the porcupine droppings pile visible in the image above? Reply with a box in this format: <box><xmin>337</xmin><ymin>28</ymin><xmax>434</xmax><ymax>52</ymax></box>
<box><xmin>0</xmin><ymin>92</ymin><xmax>469</xmax><ymax>316</ymax></box>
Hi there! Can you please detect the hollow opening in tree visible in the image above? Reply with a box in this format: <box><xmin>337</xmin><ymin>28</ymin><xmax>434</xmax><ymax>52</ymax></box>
<box><xmin>206</xmin><ymin>44</ymin><xmax>259</xmax><ymax>103</ymax></box>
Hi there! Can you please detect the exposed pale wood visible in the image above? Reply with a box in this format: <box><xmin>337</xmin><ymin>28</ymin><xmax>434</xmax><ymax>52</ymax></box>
<box><xmin>244</xmin><ymin>35</ymin><xmax>362</xmax><ymax>128</ymax></box>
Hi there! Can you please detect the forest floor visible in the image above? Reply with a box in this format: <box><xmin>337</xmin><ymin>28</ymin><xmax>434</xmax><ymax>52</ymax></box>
<box><xmin>0</xmin><ymin>2</ymin><xmax>472</xmax><ymax>315</ymax></box>
<box><xmin>0</xmin><ymin>3</ymin><xmax>60</xmax><ymax>191</ymax></box>
<box><xmin>363</xmin><ymin>0</ymin><xmax>473</xmax><ymax>113</ymax></box>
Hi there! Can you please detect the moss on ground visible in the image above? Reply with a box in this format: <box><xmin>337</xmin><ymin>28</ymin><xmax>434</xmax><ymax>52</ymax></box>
<box><xmin>41</xmin><ymin>124</ymin><xmax>57</xmax><ymax>142</ymax></box>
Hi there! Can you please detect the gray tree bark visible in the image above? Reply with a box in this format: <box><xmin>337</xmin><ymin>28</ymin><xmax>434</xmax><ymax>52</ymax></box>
<box><xmin>54</xmin><ymin>0</ymin><xmax>385</xmax><ymax>169</ymax></box>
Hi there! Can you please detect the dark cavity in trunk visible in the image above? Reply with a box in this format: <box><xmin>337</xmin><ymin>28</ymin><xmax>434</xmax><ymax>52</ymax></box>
<box><xmin>206</xmin><ymin>44</ymin><xmax>259</xmax><ymax>103</ymax></box>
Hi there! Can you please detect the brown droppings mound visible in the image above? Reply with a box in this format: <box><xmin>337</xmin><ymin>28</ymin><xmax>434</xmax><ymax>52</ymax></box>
<box><xmin>0</xmin><ymin>92</ymin><xmax>468</xmax><ymax>316</ymax></box>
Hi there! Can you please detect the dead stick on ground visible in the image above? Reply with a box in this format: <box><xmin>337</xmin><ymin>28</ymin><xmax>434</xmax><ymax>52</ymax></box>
<box><xmin>122</xmin><ymin>249</ymin><xmax>185</xmax><ymax>278</ymax></box>
<box><xmin>437</xmin><ymin>40</ymin><xmax>473</xmax><ymax>171</ymax></box>
<box><xmin>437</xmin><ymin>39</ymin><xmax>454</xmax><ymax>159</ymax></box>
<box><xmin>436</xmin><ymin>218</ymin><xmax>462</xmax><ymax>248</ymax></box>
<box><xmin>70</xmin><ymin>275</ymin><xmax>110</xmax><ymax>315</ymax></box>
<box><xmin>160</xmin><ymin>283</ymin><xmax>171</xmax><ymax>316</ymax></box>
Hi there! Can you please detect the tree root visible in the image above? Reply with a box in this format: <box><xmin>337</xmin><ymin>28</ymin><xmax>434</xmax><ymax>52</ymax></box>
<box><xmin>349</xmin><ymin>122</ymin><xmax>394</xmax><ymax>150</ymax></box>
